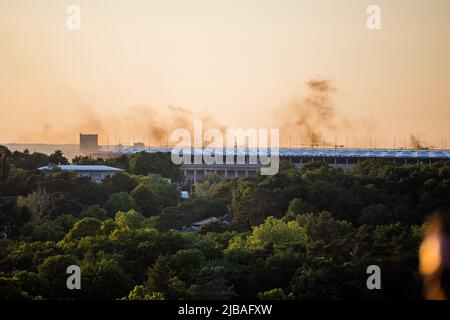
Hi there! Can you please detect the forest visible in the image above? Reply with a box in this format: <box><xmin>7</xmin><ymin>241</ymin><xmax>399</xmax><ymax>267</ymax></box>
<box><xmin>1</xmin><ymin>144</ymin><xmax>449</xmax><ymax>300</ymax></box>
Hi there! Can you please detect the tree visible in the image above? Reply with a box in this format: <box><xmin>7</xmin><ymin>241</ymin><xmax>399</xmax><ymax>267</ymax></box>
<box><xmin>177</xmin><ymin>197</ymin><xmax>226</xmax><ymax>226</ymax></box>
<box><xmin>246</xmin><ymin>217</ymin><xmax>307</xmax><ymax>251</ymax></box>
<box><xmin>47</xmin><ymin>192</ymin><xmax>83</xmax><ymax>219</ymax></box>
<box><xmin>0</xmin><ymin>167</ymin><xmax>38</xmax><ymax>196</ymax></box>
<box><xmin>262</xmin><ymin>249</ymin><xmax>304</xmax><ymax>290</ymax></box>
<box><xmin>296</xmin><ymin>212</ymin><xmax>354</xmax><ymax>262</ymax></box>
<box><xmin>145</xmin><ymin>256</ymin><xmax>171</xmax><ymax>296</ymax></box>
<box><xmin>0</xmin><ymin>200</ymin><xmax>31</xmax><ymax>238</ymax></box>
<box><xmin>105</xmin><ymin>154</ymin><xmax>130</xmax><ymax>171</ymax></box>
<box><xmin>37</xmin><ymin>254</ymin><xmax>79</xmax><ymax>299</ymax></box>
<box><xmin>105</xmin><ymin>192</ymin><xmax>138</xmax><ymax>216</ymax></box>
<box><xmin>11</xmin><ymin>270</ymin><xmax>47</xmax><ymax>298</ymax></box>
<box><xmin>124</xmin><ymin>285</ymin><xmax>164</xmax><ymax>300</ymax></box>
<box><xmin>0</xmin><ymin>145</ymin><xmax>12</xmax><ymax>157</ymax></box>
<box><xmin>188</xmin><ymin>266</ymin><xmax>236</xmax><ymax>300</ymax></box>
<box><xmin>20</xmin><ymin>214</ymin><xmax>75</xmax><ymax>242</ymax></box>
<box><xmin>72</xmin><ymin>155</ymin><xmax>103</xmax><ymax>165</ymax></box>
<box><xmin>231</xmin><ymin>183</ymin><xmax>287</xmax><ymax>228</ymax></box>
<box><xmin>20</xmin><ymin>220</ymin><xmax>66</xmax><ymax>242</ymax></box>
<box><xmin>148</xmin><ymin>178</ymin><xmax>180</xmax><ymax>209</ymax></box>
<box><xmin>130</xmin><ymin>152</ymin><xmax>183</xmax><ymax>182</ymax></box>
<box><xmin>101</xmin><ymin>171</ymin><xmax>138</xmax><ymax>195</ymax></box>
<box><xmin>23</xmin><ymin>152</ymin><xmax>49</xmax><ymax>170</ymax></box>
<box><xmin>114</xmin><ymin>210</ymin><xmax>149</xmax><ymax>229</ymax></box>
<box><xmin>131</xmin><ymin>184</ymin><xmax>159</xmax><ymax>216</ymax></box>
<box><xmin>0</xmin><ymin>277</ymin><xmax>30</xmax><ymax>300</ymax></box>
<box><xmin>168</xmin><ymin>249</ymin><xmax>206</xmax><ymax>283</ymax></box>
<box><xmin>48</xmin><ymin>150</ymin><xmax>69</xmax><ymax>165</ymax></box>
<box><xmin>80</xmin><ymin>205</ymin><xmax>108</xmax><ymax>220</ymax></box>
<box><xmin>155</xmin><ymin>207</ymin><xmax>185</xmax><ymax>231</ymax></box>
<box><xmin>5</xmin><ymin>148</ymin><xmax>48</xmax><ymax>170</ymax></box>
<box><xmin>359</xmin><ymin>204</ymin><xmax>393</xmax><ymax>225</ymax></box>
<box><xmin>287</xmin><ymin>198</ymin><xmax>317</xmax><ymax>217</ymax></box>
<box><xmin>17</xmin><ymin>187</ymin><xmax>53</xmax><ymax>223</ymax></box>
<box><xmin>0</xmin><ymin>152</ymin><xmax>10</xmax><ymax>180</ymax></box>
<box><xmin>80</xmin><ymin>257</ymin><xmax>133</xmax><ymax>300</ymax></box>
<box><xmin>289</xmin><ymin>258</ymin><xmax>341</xmax><ymax>300</ymax></box>
<box><xmin>258</xmin><ymin>288</ymin><xmax>291</xmax><ymax>300</ymax></box>
<box><xmin>60</xmin><ymin>217</ymin><xmax>101</xmax><ymax>244</ymax></box>
<box><xmin>0</xmin><ymin>241</ymin><xmax>59</xmax><ymax>275</ymax></box>
<box><xmin>193</xmin><ymin>173</ymin><xmax>222</xmax><ymax>198</ymax></box>
<box><xmin>99</xmin><ymin>218</ymin><xmax>118</xmax><ymax>236</ymax></box>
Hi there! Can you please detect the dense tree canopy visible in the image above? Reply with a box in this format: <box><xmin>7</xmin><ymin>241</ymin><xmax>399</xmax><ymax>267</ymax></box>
<box><xmin>0</xmin><ymin>145</ymin><xmax>449</xmax><ymax>300</ymax></box>
<box><xmin>129</xmin><ymin>152</ymin><xmax>183</xmax><ymax>182</ymax></box>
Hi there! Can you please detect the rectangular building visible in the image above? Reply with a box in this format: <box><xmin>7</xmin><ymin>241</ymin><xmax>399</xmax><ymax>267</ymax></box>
<box><xmin>39</xmin><ymin>164</ymin><xmax>121</xmax><ymax>183</ymax></box>
<box><xmin>80</xmin><ymin>134</ymin><xmax>99</xmax><ymax>153</ymax></box>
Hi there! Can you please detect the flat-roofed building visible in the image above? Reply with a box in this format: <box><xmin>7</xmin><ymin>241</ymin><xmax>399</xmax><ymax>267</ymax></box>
<box><xmin>80</xmin><ymin>134</ymin><xmax>99</xmax><ymax>153</ymax></box>
<box><xmin>39</xmin><ymin>164</ymin><xmax>121</xmax><ymax>182</ymax></box>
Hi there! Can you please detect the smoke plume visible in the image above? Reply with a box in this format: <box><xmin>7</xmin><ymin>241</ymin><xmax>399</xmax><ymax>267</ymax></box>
<box><xmin>283</xmin><ymin>79</ymin><xmax>339</xmax><ymax>146</ymax></box>
<box><xmin>15</xmin><ymin>102</ymin><xmax>226</xmax><ymax>147</ymax></box>
<box><xmin>410</xmin><ymin>134</ymin><xmax>428</xmax><ymax>150</ymax></box>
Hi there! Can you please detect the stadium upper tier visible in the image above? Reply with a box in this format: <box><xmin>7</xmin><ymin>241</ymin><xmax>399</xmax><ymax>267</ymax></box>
<box><xmin>101</xmin><ymin>147</ymin><xmax>450</xmax><ymax>159</ymax></box>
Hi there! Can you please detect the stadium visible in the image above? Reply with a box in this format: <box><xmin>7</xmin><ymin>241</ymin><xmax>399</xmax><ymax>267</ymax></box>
<box><xmin>93</xmin><ymin>147</ymin><xmax>450</xmax><ymax>183</ymax></box>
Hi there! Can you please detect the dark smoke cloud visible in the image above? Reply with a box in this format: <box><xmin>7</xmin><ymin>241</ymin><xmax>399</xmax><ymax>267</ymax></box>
<box><xmin>109</xmin><ymin>105</ymin><xmax>226</xmax><ymax>147</ymax></box>
<box><xmin>15</xmin><ymin>78</ymin><xmax>379</xmax><ymax>148</ymax></box>
<box><xmin>285</xmin><ymin>79</ymin><xmax>338</xmax><ymax>146</ymax></box>
<box><xmin>410</xmin><ymin>134</ymin><xmax>428</xmax><ymax>150</ymax></box>
<box><xmin>17</xmin><ymin>101</ymin><xmax>226</xmax><ymax>147</ymax></box>
<box><xmin>279</xmin><ymin>79</ymin><xmax>379</xmax><ymax>148</ymax></box>
<box><xmin>17</xmin><ymin>102</ymin><xmax>108</xmax><ymax>144</ymax></box>
<box><xmin>94</xmin><ymin>104</ymin><xmax>230</xmax><ymax>147</ymax></box>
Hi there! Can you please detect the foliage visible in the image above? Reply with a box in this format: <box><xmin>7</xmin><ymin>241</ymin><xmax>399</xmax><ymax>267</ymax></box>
<box><xmin>0</xmin><ymin>152</ymin><xmax>11</xmax><ymax>180</ymax></box>
<box><xmin>130</xmin><ymin>152</ymin><xmax>183</xmax><ymax>182</ymax></box>
<box><xmin>246</xmin><ymin>217</ymin><xmax>307</xmax><ymax>251</ymax></box>
<box><xmin>48</xmin><ymin>150</ymin><xmax>69</xmax><ymax>165</ymax></box>
<box><xmin>257</xmin><ymin>288</ymin><xmax>292</xmax><ymax>300</ymax></box>
<box><xmin>0</xmin><ymin>145</ymin><xmax>449</xmax><ymax>300</ymax></box>
<box><xmin>144</xmin><ymin>256</ymin><xmax>171</xmax><ymax>296</ymax></box>
<box><xmin>105</xmin><ymin>192</ymin><xmax>138</xmax><ymax>216</ymax></box>
<box><xmin>188</xmin><ymin>266</ymin><xmax>236</xmax><ymax>300</ymax></box>
<box><xmin>59</xmin><ymin>218</ymin><xmax>101</xmax><ymax>245</ymax></box>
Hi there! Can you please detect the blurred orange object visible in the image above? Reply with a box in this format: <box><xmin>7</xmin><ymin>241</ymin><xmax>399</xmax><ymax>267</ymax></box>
<box><xmin>420</xmin><ymin>210</ymin><xmax>450</xmax><ymax>300</ymax></box>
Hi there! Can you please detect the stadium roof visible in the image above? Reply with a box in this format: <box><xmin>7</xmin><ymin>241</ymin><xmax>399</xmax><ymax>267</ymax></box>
<box><xmin>102</xmin><ymin>147</ymin><xmax>450</xmax><ymax>159</ymax></box>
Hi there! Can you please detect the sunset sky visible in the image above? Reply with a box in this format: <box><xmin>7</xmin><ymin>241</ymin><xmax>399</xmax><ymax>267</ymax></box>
<box><xmin>1</xmin><ymin>0</ymin><xmax>449</xmax><ymax>148</ymax></box>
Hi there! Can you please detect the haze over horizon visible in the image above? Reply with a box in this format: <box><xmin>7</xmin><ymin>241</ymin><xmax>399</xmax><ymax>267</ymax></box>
<box><xmin>1</xmin><ymin>0</ymin><xmax>450</xmax><ymax>148</ymax></box>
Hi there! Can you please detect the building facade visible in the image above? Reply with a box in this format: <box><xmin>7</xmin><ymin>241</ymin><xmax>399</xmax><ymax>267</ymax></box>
<box><xmin>39</xmin><ymin>164</ymin><xmax>121</xmax><ymax>182</ymax></box>
<box><xmin>80</xmin><ymin>134</ymin><xmax>99</xmax><ymax>153</ymax></box>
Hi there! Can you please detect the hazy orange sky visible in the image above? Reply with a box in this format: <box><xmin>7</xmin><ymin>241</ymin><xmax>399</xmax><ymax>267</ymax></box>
<box><xmin>1</xmin><ymin>0</ymin><xmax>449</xmax><ymax>148</ymax></box>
